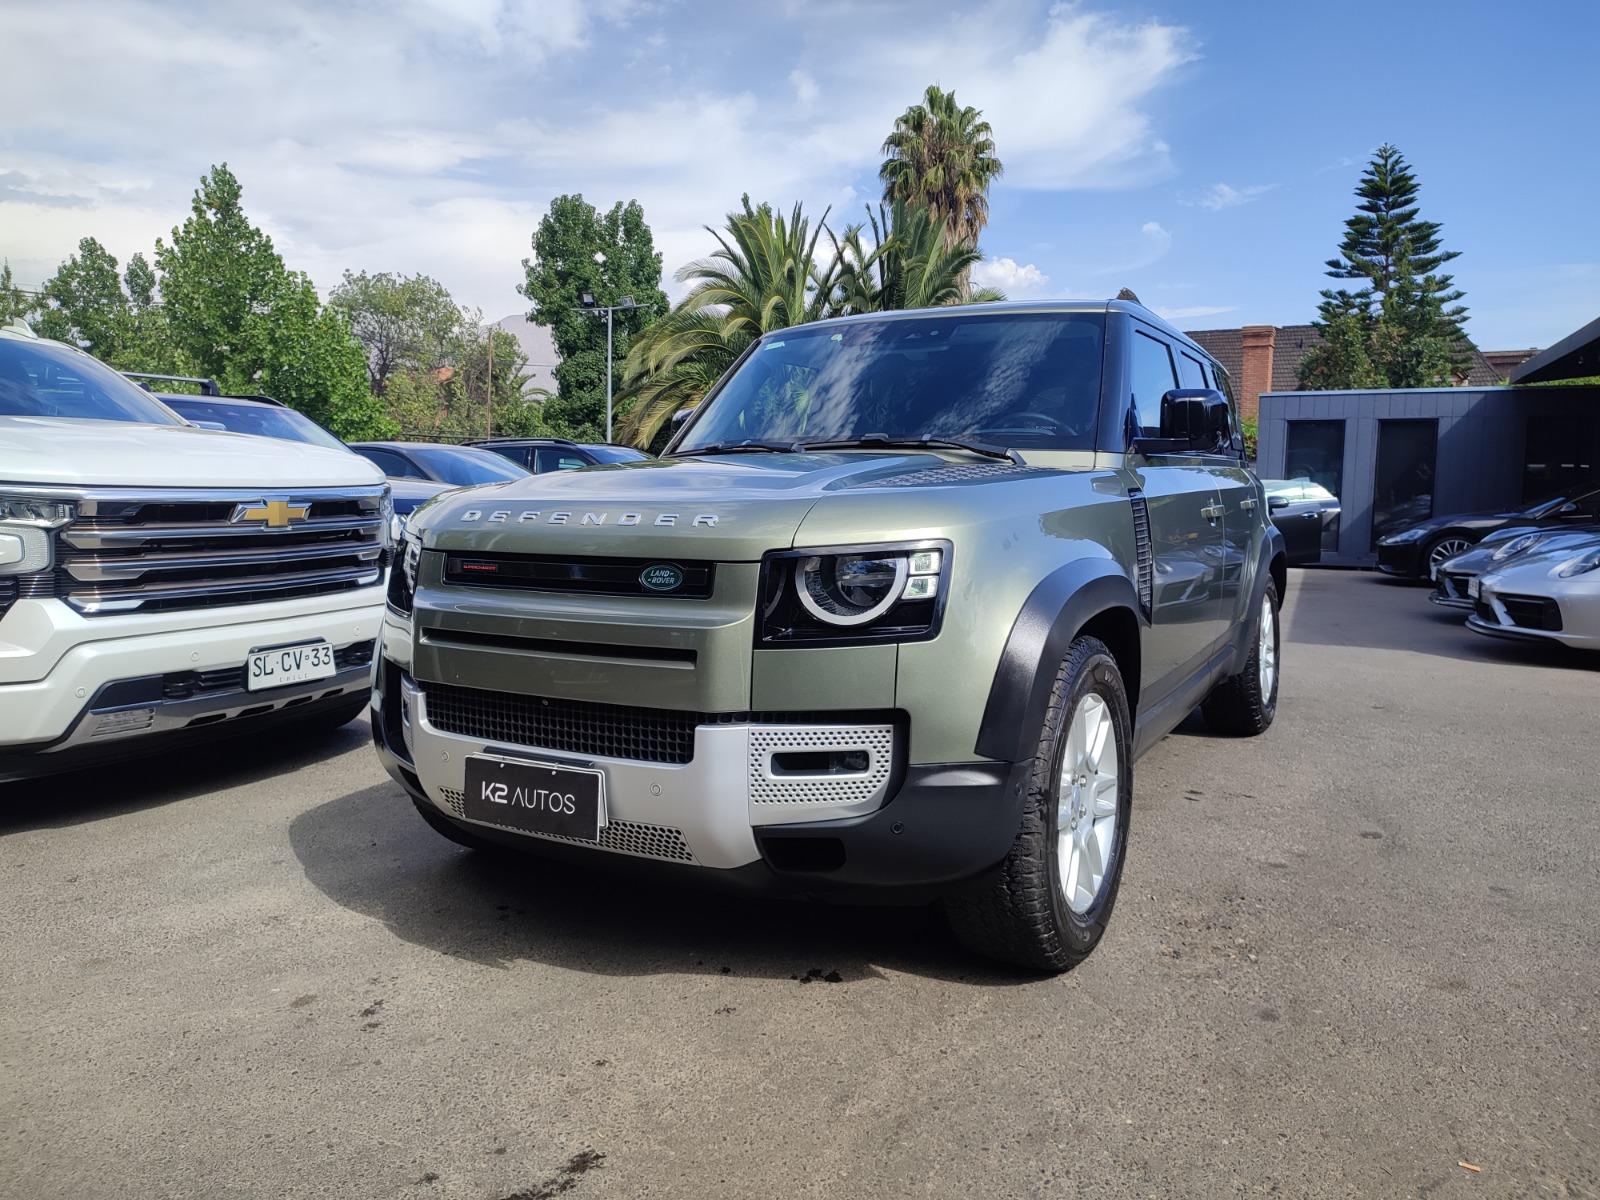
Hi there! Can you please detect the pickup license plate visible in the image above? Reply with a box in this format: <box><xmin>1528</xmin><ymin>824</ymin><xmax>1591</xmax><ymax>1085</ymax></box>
<box><xmin>462</xmin><ymin>756</ymin><xmax>605</xmax><ymax>843</ymax></box>
<box><xmin>246</xmin><ymin>641</ymin><xmax>336</xmax><ymax>692</ymax></box>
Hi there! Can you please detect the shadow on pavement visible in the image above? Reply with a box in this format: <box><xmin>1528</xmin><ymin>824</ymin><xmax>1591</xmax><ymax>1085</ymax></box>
<box><xmin>0</xmin><ymin>719</ymin><xmax>370</xmax><ymax>833</ymax></box>
<box><xmin>1286</xmin><ymin>569</ymin><xmax>1600</xmax><ymax>671</ymax></box>
<box><xmin>289</xmin><ymin>780</ymin><xmax>1037</xmax><ymax>987</ymax></box>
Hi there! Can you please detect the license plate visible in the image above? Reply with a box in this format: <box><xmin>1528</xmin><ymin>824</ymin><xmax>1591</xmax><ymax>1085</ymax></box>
<box><xmin>246</xmin><ymin>640</ymin><xmax>336</xmax><ymax>692</ymax></box>
<box><xmin>1468</xmin><ymin>577</ymin><xmax>1481</xmax><ymax>598</ymax></box>
<box><xmin>462</xmin><ymin>755</ymin><xmax>605</xmax><ymax>843</ymax></box>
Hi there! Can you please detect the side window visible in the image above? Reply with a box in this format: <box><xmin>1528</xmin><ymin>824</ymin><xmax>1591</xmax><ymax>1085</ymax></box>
<box><xmin>356</xmin><ymin>448</ymin><xmax>419</xmax><ymax>478</ymax></box>
<box><xmin>1129</xmin><ymin>330</ymin><xmax>1177</xmax><ymax>435</ymax></box>
<box><xmin>1209</xmin><ymin>363</ymin><xmax>1242</xmax><ymax>452</ymax></box>
<box><xmin>535</xmin><ymin>448</ymin><xmax>588</xmax><ymax>473</ymax></box>
<box><xmin>1177</xmin><ymin>351</ymin><xmax>1207</xmax><ymax>388</ymax></box>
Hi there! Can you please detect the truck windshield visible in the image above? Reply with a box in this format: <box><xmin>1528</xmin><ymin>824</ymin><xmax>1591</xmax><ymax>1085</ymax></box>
<box><xmin>675</xmin><ymin>311</ymin><xmax>1105</xmax><ymax>453</ymax></box>
<box><xmin>0</xmin><ymin>337</ymin><xmax>184</xmax><ymax>425</ymax></box>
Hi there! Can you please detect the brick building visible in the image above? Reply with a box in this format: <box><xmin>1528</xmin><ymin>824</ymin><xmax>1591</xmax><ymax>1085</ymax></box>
<box><xmin>1184</xmin><ymin>323</ymin><xmax>1535</xmax><ymax>423</ymax></box>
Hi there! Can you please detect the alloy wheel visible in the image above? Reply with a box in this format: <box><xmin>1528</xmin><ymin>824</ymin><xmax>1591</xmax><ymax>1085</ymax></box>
<box><xmin>1428</xmin><ymin>537</ymin><xmax>1472</xmax><ymax>573</ymax></box>
<box><xmin>1257</xmin><ymin>594</ymin><xmax>1278</xmax><ymax>697</ymax></box>
<box><xmin>1056</xmin><ymin>692</ymin><xmax>1120</xmax><ymax>915</ymax></box>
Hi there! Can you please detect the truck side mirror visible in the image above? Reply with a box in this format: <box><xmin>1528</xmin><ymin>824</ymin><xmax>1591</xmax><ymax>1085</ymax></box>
<box><xmin>1131</xmin><ymin>389</ymin><xmax>1230</xmax><ymax>455</ymax></box>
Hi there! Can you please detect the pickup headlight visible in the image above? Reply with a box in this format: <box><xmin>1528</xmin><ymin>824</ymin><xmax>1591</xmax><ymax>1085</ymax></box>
<box><xmin>1557</xmin><ymin>548</ymin><xmax>1600</xmax><ymax>578</ymax></box>
<box><xmin>0</xmin><ymin>493</ymin><xmax>74</xmax><ymax>575</ymax></box>
<box><xmin>758</xmin><ymin>542</ymin><xmax>948</xmax><ymax>646</ymax></box>
<box><xmin>387</xmin><ymin>529</ymin><xmax>421</xmax><ymax>616</ymax></box>
<box><xmin>1491</xmin><ymin>532</ymin><xmax>1544</xmax><ymax>561</ymax></box>
<box><xmin>1379</xmin><ymin>527</ymin><xmax>1428</xmax><ymax>545</ymax></box>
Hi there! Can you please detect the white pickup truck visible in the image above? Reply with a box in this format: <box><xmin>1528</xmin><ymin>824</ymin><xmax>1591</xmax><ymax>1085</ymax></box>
<box><xmin>0</xmin><ymin>322</ymin><xmax>389</xmax><ymax>781</ymax></box>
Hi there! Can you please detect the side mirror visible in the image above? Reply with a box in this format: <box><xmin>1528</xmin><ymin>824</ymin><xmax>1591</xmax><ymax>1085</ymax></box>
<box><xmin>1267</xmin><ymin>494</ymin><xmax>1290</xmax><ymax>511</ymax></box>
<box><xmin>1131</xmin><ymin>389</ymin><xmax>1231</xmax><ymax>456</ymax></box>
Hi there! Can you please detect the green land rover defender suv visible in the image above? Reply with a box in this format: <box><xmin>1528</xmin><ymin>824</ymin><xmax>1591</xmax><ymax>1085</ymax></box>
<box><xmin>372</xmin><ymin>299</ymin><xmax>1286</xmax><ymax>972</ymax></box>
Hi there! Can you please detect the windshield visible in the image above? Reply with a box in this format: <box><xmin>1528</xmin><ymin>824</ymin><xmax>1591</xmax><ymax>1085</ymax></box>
<box><xmin>0</xmin><ymin>337</ymin><xmax>185</xmax><ymax>425</ymax></box>
<box><xmin>584</xmin><ymin>445</ymin><xmax>650</xmax><ymax>464</ymax></box>
<box><xmin>409</xmin><ymin>445</ymin><xmax>529</xmax><ymax>486</ymax></box>
<box><xmin>1522</xmin><ymin>485</ymin><xmax>1599</xmax><ymax>518</ymax></box>
<box><xmin>163</xmin><ymin>396</ymin><xmax>348</xmax><ymax>451</ymax></box>
<box><xmin>675</xmin><ymin>311</ymin><xmax>1106</xmax><ymax>453</ymax></box>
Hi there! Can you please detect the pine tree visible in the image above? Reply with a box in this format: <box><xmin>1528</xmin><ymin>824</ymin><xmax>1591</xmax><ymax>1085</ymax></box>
<box><xmin>1301</xmin><ymin>145</ymin><xmax>1470</xmax><ymax>388</ymax></box>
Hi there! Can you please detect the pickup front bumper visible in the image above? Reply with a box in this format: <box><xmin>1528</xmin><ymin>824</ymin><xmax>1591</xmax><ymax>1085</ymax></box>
<box><xmin>372</xmin><ymin>653</ymin><xmax>1030</xmax><ymax>901</ymax></box>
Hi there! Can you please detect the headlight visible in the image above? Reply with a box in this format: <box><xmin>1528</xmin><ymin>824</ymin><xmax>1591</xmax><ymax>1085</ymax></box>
<box><xmin>0</xmin><ymin>493</ymin><xmax>74</xmax><ymax>576</ymax></box>
<box><xmin>1379</xmin><ymin>527</ymin><xmax>1428</xmax><ymax>545</ymax></box>
<box><xmin>1557</xmin><ymin>548</ymin><xmax>1600</xmax><ymax>578</ymax></box>
<box><xmin>386</xmin><ymin>529</ymin><xmax>421</xmax><ymax>616</ymax></box>
<box><xmin>759</xmin><ymin>543</ymin><xmax>947</xmax><ymax>645</ymax></box>
<box><xmin>379</xmin><ymin>488</ymin><xmax>395</xmax><ymax>551</ymax></box>
<box><xmin>1492</xmin><ymin>533</ymin><xmax>1544</xmax><ymax>561</ymax></box>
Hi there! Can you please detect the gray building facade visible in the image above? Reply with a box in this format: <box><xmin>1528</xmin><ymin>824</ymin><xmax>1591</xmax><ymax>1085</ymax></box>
<box><xmin>1257</xmin><ymin>383</ymin><xmax>1600</xmax><ymax>565</ymax></box>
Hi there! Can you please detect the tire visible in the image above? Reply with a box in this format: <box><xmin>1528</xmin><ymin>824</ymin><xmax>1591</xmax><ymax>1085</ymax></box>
<box><xmin>945</xmin><ymin>635</ymin><xmax>1134</xmax><ymax>973</ymax></box>
<box><xmin>1201</xmin><ymin>579</ymin><xmax>1280</xmax><ymax>736</ymax></box>
<box><xmin>1424</xmin><ymin>534</ymin><xmax>1475</xmax><ymax>580</ymax></box>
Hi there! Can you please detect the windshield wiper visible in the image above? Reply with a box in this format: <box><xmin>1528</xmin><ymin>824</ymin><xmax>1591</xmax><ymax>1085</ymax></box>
<box><xmin>797</xmin><ymin>434</ymin><xmax>1024</xmax><ymax>464</ymax></box>
<box><xmin>672</xmin><ymin>439</ymin><xmax>802</xmax><ymax>457</ymax></box>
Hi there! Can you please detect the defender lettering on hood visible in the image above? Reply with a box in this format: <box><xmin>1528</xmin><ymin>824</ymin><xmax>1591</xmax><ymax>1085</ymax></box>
<box><xmin>458</xmin><ymin>507</ymin><xmax>720</xmax><ymax>528</ymax></box>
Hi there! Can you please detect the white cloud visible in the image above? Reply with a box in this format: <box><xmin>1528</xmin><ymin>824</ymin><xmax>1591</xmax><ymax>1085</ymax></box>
<box><xmin>973</xmin><ymin>257</ymin><xmax>1051</xmax><ymax>298</ymax></box>
<box><xmin>789</xmin><ymin>69</ymin><xmax>820</xmax><ymax>105</ymax></box>
<box><xmin>0</xmin><ymin>0</ymin><xmax>1196</xmax><ymax>319</ymax></box>
<box><xmin>1155</xmin><ymin>304</ymin><xmax>1236</xmax><ymax>322</ymax></box>
<box><xmin>1180</xmin><ymin>182</ymin><xmax>1275</xmax><ymax>210</ymax></box>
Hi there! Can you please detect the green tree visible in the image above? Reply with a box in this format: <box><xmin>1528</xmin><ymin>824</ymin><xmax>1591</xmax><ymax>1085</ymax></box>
<box><xmin>154</xmin><ymin>164</ymin><xmax>391</xmax><ymax>438</ymax></box>
<box><xmin>613</xmin><ymin>196</ymin><xmax>838</xmax><ymax>447</ymax></box>
<box><xmin>832</xmin><ymin>199</ymin><xmax>999</xmax><ymax>314</ymax></box>
<box><xmin>519</xmin><ymin>194</ymin><xmax>667</xmax><ymax>440</ymax></box>
<box><xmin>879</xmin><ymin>85</ymin><xmax>1003</xmax><ymax>294</ymax></box>
<box><xmin>328</xmin><ymin>270</ymin><xmax>461</xmax><ymax>393</ymax></box>
<box><xmin>1301</xmin><ymin>145</ymin><xmax>1470</xmax><ymax>389</ymax></box>
<box><xmin>32</xmin><ymin>237</ymin><xmax>130</xmax><ymax>356</ymax></box>
<box><xmin>1</xmin><ymin>260</ymin><xmax>35</xmax><ymax>324</ymax></box>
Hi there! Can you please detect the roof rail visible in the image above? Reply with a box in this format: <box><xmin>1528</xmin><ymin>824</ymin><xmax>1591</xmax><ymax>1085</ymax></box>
<box><xmin>465</xmin><ymin>436</ymin><xmax>581</xmax><ymax>447</ymax></box>
<box><xmin>123</xmin><ymin>372</ymin><xmax>222</xmax><ymax>397</ymax></box>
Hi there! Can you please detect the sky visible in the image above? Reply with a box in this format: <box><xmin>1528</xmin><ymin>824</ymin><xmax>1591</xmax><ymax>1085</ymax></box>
<box><xmin>3</xmin><ymin>0</ymin><xmax>1596</xmax><ymax>350</ymax></box>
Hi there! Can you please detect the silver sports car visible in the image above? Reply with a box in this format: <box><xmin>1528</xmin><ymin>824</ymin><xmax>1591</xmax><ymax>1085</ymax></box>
<box><xmin>1468</xmin><ymin>536</ymin><xmax>1600</xmax><ymax>649</ymax></box>
<box><xmin>1433</xmin><ymin>525</ymin><xmax>1600</xmax><ymax>610</ymax></box>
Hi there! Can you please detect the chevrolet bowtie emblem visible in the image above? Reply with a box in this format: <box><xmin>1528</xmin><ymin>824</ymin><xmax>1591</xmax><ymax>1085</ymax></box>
<box><xmin>232</xmin><ymin>499</ymin><xmax>310</xmax><ymax>528</ymax></box>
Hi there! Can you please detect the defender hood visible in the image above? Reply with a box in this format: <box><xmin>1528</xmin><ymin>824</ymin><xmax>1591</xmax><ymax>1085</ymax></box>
<box><xmin>0</xmin><ymin>416</ymin><xmax>384</xmax><ymax>489</ymax></box>
<box><xmin>410</xmin><ymin>451</ymin><xmax>1045</xmax><ymax>561</ymax></box>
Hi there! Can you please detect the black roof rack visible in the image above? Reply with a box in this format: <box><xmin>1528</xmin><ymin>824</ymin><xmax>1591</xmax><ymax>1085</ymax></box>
<box><xmin>124</xmin><ymin>372</ymin><xmax>221</xmax><ymax>396</ymax></box>
<box><xmin>464</xmin><ymin>436</ymin><xmax>582</xmax><ymax>448</ymax></box>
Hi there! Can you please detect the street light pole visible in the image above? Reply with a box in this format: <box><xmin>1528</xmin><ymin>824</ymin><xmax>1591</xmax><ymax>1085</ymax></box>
<box><xmin>578</xmin><ymin>293</ymin><xmax>637</xmax><ymax>443</ymax></box>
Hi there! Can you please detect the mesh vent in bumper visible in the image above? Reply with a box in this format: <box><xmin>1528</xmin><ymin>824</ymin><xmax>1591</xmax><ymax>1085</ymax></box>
<box><xmin>424</xmin><ymin>683</ymin><xmax>702</xmax><ymax>764</ymax></box>
<box><xmin>438</xmin><ymin>787</ymin><xmax>696</xmax><ymax>863</ymax></box>
<box><xmin>748</xmin><ymin>725</ymin><xmax>894</xmax><ymax>806</ymax></box>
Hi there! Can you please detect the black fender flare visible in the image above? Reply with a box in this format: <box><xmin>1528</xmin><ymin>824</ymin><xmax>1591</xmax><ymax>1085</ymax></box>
<box><xmin>974</xmin><ymin>560</ymin><xmax>1142</xmax><ymax>763</ymax></box>
<box><xmin>1226</xmin><ymin>524</ymin><xmax>1288</xmax><ymax>675</ymax></box>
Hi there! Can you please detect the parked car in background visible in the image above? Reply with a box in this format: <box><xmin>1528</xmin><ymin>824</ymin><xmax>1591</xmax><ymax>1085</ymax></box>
<box><xmin>1468</xmin><ymin>536</ymin><xmax>1600</xmax><ymax>649</ymax></box>
<box><xmin>153</xmin><ymin>386</ymin><xmax>451</xmax><ymax>524</ymax></box>
<box><xmin>1432</xmin><ymin>524</ymin><xmax>1600</xmax><ymax>610</ymax></box>
<box><xmin>348</xmin><ymin>442</ymin><xmax>530</xmax><ymax>491</ymax></box>
<box><xmin>1261</xmin><ymin>478</ymin><xmax>1339</xmax><ymax>566</ymax></box>
<box><xmin>1</xmin><ymin>323</ymin><xmax>388</xmax><ymax>781</ymax></box>
<box><xmin>466</xmin><ymin>437</ymin><xmax>651</xmax><ymax>473</ymax></box>
<box><xmin>1376</xmin><ymin>482</ymin><xmax>1600</xmax><ymax>580</ymax></box>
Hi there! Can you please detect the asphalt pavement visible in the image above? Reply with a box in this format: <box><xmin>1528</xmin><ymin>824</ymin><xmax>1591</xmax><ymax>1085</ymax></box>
<box><xmin>2</xmin><ymin>568</ymin><xmax>1596</xmax><ymax>1198</ymax></box>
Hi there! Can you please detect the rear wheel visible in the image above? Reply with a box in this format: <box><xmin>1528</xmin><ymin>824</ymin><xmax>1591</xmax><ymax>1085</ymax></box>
<box><xmin>1201</xmin><ymin>581</ymin><xmax>1280</xmax><ymax>736</ymax></box>
<box><xmin>945</xmin><ymin>635</ymin><xmax>1133</xmax><ymax>973</ymax></box>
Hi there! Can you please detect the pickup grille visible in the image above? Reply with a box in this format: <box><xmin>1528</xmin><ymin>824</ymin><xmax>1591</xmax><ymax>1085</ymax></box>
<box><xmin>52</xmin><ymin>487</ymin><xmax>387</xmax><ymax>615</ymax></box>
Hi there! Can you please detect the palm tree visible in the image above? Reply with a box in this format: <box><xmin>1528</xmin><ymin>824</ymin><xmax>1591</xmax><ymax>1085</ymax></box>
<box><xmin>613</xmin><ymin>196</ymin><xmax>838</xmax><ymax>447</ymax></box>
<box><xmin>831</xmin><ymin>199</ymin><xmax>1002</xmax><ymax>314</ymax></box>
<box><xmin>879</xmin><ymin>85</ymin><xmax>1003</xmax><ymax>292</ymax></box>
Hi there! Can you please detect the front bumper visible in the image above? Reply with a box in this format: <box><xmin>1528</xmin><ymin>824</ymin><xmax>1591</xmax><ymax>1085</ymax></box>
<box><xmin>371</xmin><ymin>656</ymin><xmax>1028</xmax><ymax>899</ymax></box>
<box><xmin>1376</xmin><ymin>541</ymin><xmax>1425</xmax><ymax>577</ymax></box>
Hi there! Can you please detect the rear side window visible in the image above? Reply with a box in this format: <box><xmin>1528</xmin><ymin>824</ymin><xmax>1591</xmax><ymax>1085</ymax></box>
<box><xmin>1129</xmin><ymin>330</ymin><xmax>1177</xmax><ymax>435</ymax></box>
<box><xmin>1177</xmin><ymin>350</ymin><xmax>1207</xmax><ymax>388</ymax></box>
<box><xmin>535</xmin><ymin>448</ymin><xmax>589</xmax><ymax>472</ymax></box>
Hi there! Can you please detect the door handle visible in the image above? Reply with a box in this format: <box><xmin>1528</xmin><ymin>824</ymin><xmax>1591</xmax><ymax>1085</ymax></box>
<box><xmin>1302</xmin><ymin>512</ymin><xmax>1320</xmax><ymax>519</ymax></box>
<box><xmin>1240</xmin><ymin>498</ymin><xmax>1257</xmax><ymax>511</ymax></box>
<box><xmin>1200</xmin><ymin>503</ymin><xmax>1224</xmax><ymax>521</ymax></box>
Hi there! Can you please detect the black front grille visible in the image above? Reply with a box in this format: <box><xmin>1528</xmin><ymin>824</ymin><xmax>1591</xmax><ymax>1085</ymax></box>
<box><xmin>1439</xmin><ymin>572</ymin><xmax>1469</xmax><ymax>599</ymax></box>
<box><xmin>0</xmin><ymin>577</ymin><xmax>15</xmax><ymax>621</ymax></box>
<box><xmin>162</xmin><ymin>640</ymin><xmax>375</xmax><ymax>699</ymax></box>
<box><xmin>424</xmin><ymin>682</ymin><xmax>706</xmax><ymax>764</ymax></box>
<box><xmin>1500</xmin><ymin>594</ymin><xmax>1563</xmax><ymax>631</ymax></box>
<box><xmin>442</xmin><ymin>552</ymin><xmax>715</xmax><ymax>599</ymax></box>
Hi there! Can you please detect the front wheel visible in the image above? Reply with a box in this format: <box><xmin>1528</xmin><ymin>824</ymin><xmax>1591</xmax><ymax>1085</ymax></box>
<box><xmin>1201</xmin><ymin>580</ymin><xmax>1280</xmax><ymax>736</ymax></box>
<box><xmin>945</xmin><ymin>635</ymin><xmax>1134</xmax><ymax>973</ymax></box>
